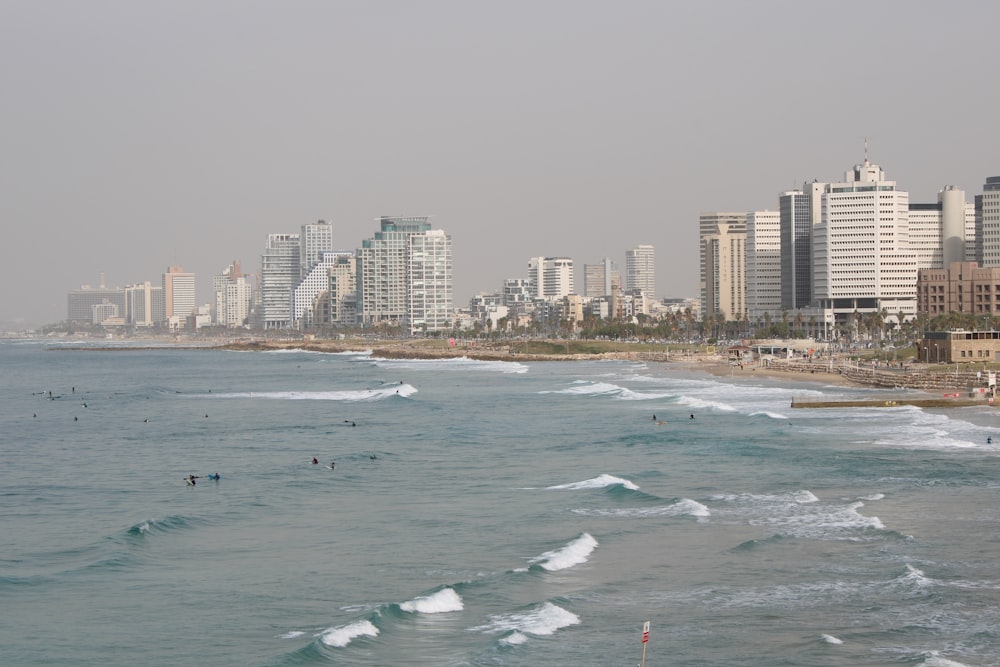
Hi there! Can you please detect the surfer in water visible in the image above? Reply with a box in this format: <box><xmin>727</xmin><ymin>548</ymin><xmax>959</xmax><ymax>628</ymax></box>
<box><xmin>187</xmin><ymin>475</ymin><xmax>200</xmax><ymax>486</ymax></box>
<box><xmin>330</xmin><ymin>461</ymin><xmax>336</xmax><ymax>470</ymax></box>
<box><xmin>312</xmin><ymin>457</ymin><xmax>318</xmax><ymax>464</ymax></box>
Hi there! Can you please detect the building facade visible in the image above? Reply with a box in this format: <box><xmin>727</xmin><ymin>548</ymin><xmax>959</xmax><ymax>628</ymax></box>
<box><xmin>163</xmin><ymin>265</ymin><xmax>196</xmax><ymax>328</ymax></box>
<box><xmin>699</xmin><ymin>212</ymin><xmax>747</xmax><ymax>316</ymax></box>
<box><xmin>978</xmin><ymin>177</ymin><xmax>1000</xmax><ymax>267</ymax></box>
<box><xmin>583</xmin><ymin>258</ymin><xmax>620</xmax><ymax>298</ymax></box>
<box><xmin>812</xmin><ymin>159</ymin><xmax>916</xmax><ymax>323</ymax></box>
<box><xmin>745</xmin><ymin>210</ymin><xmax>781</xmax><ymax>322</ymax></box>
<box><xmin>527</xmin><ymin>257</ymin><xmax>574</xmax><ymax>300</ymax></box>
<box><xmin>357</xmin><ymin>216</ymin><xmax>453</xmax><ymax>334</ymax></box>
<box><xmin>703</xmin><ymin>221</ymin><xmax>746</xmax><ymax>321</ymax></box>
<box><xmin>259</xmin><ymin>233</ymin><xmax>300</xmax><ymax>329</ymax></box>
<box><xmin>917</xmin><ymin>261</ymin><xmax>1000</xmax><ymax>317</ymax></box>
<box><xmin>625</xmin><ymin>245</ymin><xmax>655</xmax><ymax>299</ymax></box>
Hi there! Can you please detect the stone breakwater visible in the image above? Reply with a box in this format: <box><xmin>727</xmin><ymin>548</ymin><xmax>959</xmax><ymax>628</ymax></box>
<box><xmin>765</xmin><ymin>359</ymin><xmax>993</xmax><ymax>394</ymax></box>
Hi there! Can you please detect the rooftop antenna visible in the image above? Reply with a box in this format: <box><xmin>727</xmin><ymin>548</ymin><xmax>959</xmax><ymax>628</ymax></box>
<box><xmin>864</xmin><ymin>136</ymin><xmax>869</xmax><ymax>165</ymax></box>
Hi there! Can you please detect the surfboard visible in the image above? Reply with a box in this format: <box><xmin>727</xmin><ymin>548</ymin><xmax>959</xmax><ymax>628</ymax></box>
<box><xmin>326</xmin><ymin>465</ymin><xmax>335</xmax><ymax>470</ymax></box>
<box><xmin>185</xmin><ymin>478</ymin><xmax>195</xmax><ymax>485</ymax></box>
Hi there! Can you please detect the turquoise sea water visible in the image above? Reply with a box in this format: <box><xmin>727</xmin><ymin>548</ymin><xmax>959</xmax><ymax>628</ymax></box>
<box><xmin>3</xmin><ymin>339</ymin><xmax>1000</xmax><ymax>666</ymax></box>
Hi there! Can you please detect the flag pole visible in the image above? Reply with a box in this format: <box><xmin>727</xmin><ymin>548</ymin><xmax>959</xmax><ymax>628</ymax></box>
<box><xmin>640</xmin><ymin>620</ymin><xmax>650</xmax><ymax>667</ymax></box>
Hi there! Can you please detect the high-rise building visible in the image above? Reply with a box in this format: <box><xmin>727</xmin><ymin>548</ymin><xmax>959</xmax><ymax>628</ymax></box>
<box><xmin>163</xmin><ymin>265</ymin><xmax>196</xmax><ymax>328</ymax></box>
<box><xmin>779</xmin><ymin>184</ymin><xmax>821</xmax><ymax>310</ymax></box>
<box><xmin>259</xmin><ymin>233</ymin><xmax>300</xmax><ymax>329</ymax></box>
<box><xmin>125</xmin><ymin>281</ymin><xmax>165</xmax><ymax>327</ymax></box>
<box><xmin>326</xmin><ymin>254</ymin><xmax>357</xmax><ymax>325</ymax></box>
<box><xmin>67</xmin><ymin>285</ymin><xmax>126</xmax><ymax>323</ymax></box>
<box><xmin>625</xmin><ymin>245</ymin><xmax>655</xmax><ymax>299</ymax></box>
<box><xmin>702</xmin><ymin>221</ymin><xmax>746</xmax><ymax>321</ymax></box>
<box><xmin>699</xmin><ymin>213</ymin><xmax>746</xmax><ymax>315</ymax></box>
<box><xmin>357</xmin><ymin>216</ymin><xmax>452</xmax><ymax>334</ymax></box>
<box><xmin>213</xmin><ymin>261</ymin><xmax>253</xmax><ymax>328</ymax></box>
<box><xmin>977</xmin><ymin>177</ymin><xmax>1000</xmax><ymax>267</ymax></box>
<box><xmin>583</xmin><ymin>259</ymin><xmax>620</xmax><ymax>298</ymax></box>
<box><xmin>745</xmin><ymin>210</ymin><xmax>781</xmax><ymax>322</ymax></box>
<box><xmin>293</xmin><ymin>251</ymin><xmax>352</xmax><ymax>324</ymax></box>
<box><xmin>908</xmin><ymin>187</ymin><xmax>976</xmax><ymax>272</ymax></box>
<box><xmin>300</xmin><ymin>220</ymin><xmax>334</xmax><ymax>278</ymax></box>
<box><xmin>407</xmin><ymin>229</ymin><xmax>453</xmax><ymax>333</ymax></box>
<box><xmin>527</xmin><ymin>257</ymin><xmax>574</xmax><ymax>299</ymax></box>
<box><xmin>812</xmin><ymin>158</ymin><xmax>916</xmax><ymax>322</ymax></box>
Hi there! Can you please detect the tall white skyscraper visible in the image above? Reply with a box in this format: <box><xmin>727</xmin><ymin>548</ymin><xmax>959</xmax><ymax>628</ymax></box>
<box><xmin>259</xmin><ymin>233</ymin><xmax>300</xmax><ymax>329</ymax></box>
<box><xmin>625</xmin><ymin>245</ymin><xmax>655</xmax><ymax>299</ymax></box>
<box><xmin>745</xmin><ymin>210</ymin><xmax>781</xmax><ymax>322</ymax></box>
<box><xmin>812</xmin><ymin>158</ymin><xmax>916</xmax><ymax>321</ymax></box>
<box><xmin>357</xmin><ymin>216</ymin><xmax>453</xmax><ymax>334</ymax></box>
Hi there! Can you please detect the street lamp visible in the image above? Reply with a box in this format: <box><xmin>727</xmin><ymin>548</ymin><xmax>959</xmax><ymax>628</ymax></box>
<box><xmin>934</xmin><ymin>343</ymin><xmax>940</xmax><ymax>364</ymax></box>
<box><xmin>923</xmin><ymin>346</ymin><xmax>928</xmax><ymax>363</ymax></box>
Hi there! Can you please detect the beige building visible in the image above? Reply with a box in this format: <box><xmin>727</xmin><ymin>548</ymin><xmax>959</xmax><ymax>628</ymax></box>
<box><xmin>917</xmin><ymin>261</ymin><xmax>1000</xmax><ymax>316</ymax></box>
<box><xmin>919</xmin><ymin>329</ymin><xmax>1000</xmax><ymax>364</ymax></box>
<box><xmin>703</xmin><ymin>220</ymin><xmax>746</xmax><ymax>321</ymax></box>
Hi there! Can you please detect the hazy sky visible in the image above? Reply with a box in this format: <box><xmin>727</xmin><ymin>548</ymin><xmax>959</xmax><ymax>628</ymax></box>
<box><xmin>2</xmin><ymin>1</ymin><xmax>998</xmax><ymax>327</ymax></box>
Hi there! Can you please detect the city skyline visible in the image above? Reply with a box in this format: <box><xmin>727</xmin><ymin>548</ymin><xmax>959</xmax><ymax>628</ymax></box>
<box><xmin>2</xmin><ymin>2</ymin><xmax>998</xmax><ymax>327</ymax></box>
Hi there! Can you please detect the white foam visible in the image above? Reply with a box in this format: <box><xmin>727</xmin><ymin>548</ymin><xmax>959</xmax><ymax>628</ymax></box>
<box><xmin>371</xmin><ymin>356</ymin><xmax>528</xmax><ymax>374</ymax></box>
<box><xmin>748</xmin><ymin>410</ymin><xmax>789</xmax><ymax>419</ymax></box>
<box><xmin>399</xmin><ymin>587</ymin><xmax>463</xmax><ymax>614</ymax></box>
<box><xmin>547</xmin><ymin>474</ymin><xmax>639</xmax><ymax>491</ymax></box>
<box><xmin>572</xmin><ymin>498</ymin><xmax>710</xmax><ymax>519</ymax></box>
<box><xmin>279</xmin><ymin>630</ymin><xmax>305</xmax><ymax>639</ymax></box>
<box><xmin>500</xmin><ymin>631</ymin><xmax>528</xmax><ymax>645</ymax></box>
<box><xmin>530</xmin><ymin>533</ymin><xmax>598</xmax><ymax>571</ymax></box>
<box><xmin>820</xmin><ymin>633</ymin><xmax>843</xmax><ymax>644</ymax></box>
<box><xmin>471</xmin><ymin>601</ymin><xmax>580</xmax><ymax>636</ymax></box>
<box><xmin>917</xmin><ymin>653</ymin><xmax>973</xmax><ymax>667</ymax></box>
<box><xmin>210</xmin><ymin>384</ymin><xmax>417</xmax><ymax>401</ymax></box>
<box><xmin>319</xmin><ymin>619</ymin><xmax>379</xmax><ymax>647</ymax></box>
<box><xmin>857</xmin><ymin>493</ymin><xmax>885</xmax><ymax>501</ymax></box>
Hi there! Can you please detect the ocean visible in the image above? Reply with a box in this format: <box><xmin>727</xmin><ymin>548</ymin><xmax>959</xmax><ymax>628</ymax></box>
<box><xmin>2</xmin><ymin>339</ymin><xmax>1000</xmax><ymax>667</ymax></box>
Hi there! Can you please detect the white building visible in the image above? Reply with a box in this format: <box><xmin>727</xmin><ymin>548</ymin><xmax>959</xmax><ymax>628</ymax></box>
<box><xmin>745</xmin><ymin>210</ymin><xmax>781</xmax><ymax>322</ymax></box>
<box><xmin>528</xmin><ymin>256</ymin><xmax>574</xmax><ymax>299</ymax></box>
<box><xmin>812</xmin><ymin>159</ymin><xmax>916</xmax><ymax>323</ymax></box>
<box><xmin>625</xmin><ymin>245</ymin><xmax>655</xmax><ymax>299</ymax></box>
<box><xmin>163</xmin><ymin>266</ymin><xmax>196</xmax><ymax>329</ymax></box>
<box><xmin>358</xmin><ymin>216</ymin><xmax>453</xmax><ymax>334</ymax></box>
<box><xmin>293</xmin><ymin>251</ymin><xmax>352</xmax><ymax>325</ymax></box>
<box><xmin>908</xmin><ymin>187</ymin><xmax>976</xmax><ymax>272</ymax></box>
<box><xmin>300</xmin><ymin>220</ymin><xmax>334</xmax><ymax>278</ymax></box>
<box><xmin>259</xmin><ymin>233</ymin><xmax>300</xmax><ymax>329</ymax></box>
<box><xmin>213</xmin><ymin>261</ymin><xmax>253</xmax><ymax>328</ymax></box>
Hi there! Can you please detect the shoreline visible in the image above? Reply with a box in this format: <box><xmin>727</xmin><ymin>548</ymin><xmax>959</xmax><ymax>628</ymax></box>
<box><xmin>50</xmin><ymin>337</ymin><xmax>983</xmax><ymax>397</ymax></box>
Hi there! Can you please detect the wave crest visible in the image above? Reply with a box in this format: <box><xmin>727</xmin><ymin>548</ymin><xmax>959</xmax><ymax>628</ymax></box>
<box><xmin>529</xmin><ymin>533</ymin><xmax>598</xmax><ymax>571</ymax></box>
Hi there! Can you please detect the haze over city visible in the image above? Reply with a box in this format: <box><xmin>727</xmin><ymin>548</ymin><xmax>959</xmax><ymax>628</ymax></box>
<box><xmin>2</xmin><ymin>1</ymin><xmax>998</xmax><ymax>328</ymax></box>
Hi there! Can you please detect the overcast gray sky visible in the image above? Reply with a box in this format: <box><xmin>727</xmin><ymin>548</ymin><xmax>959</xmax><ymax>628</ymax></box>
<box><xmin>2</xmin><ymin>1</ymin><xmax>998</xmax><ymax>327</ymax></box>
